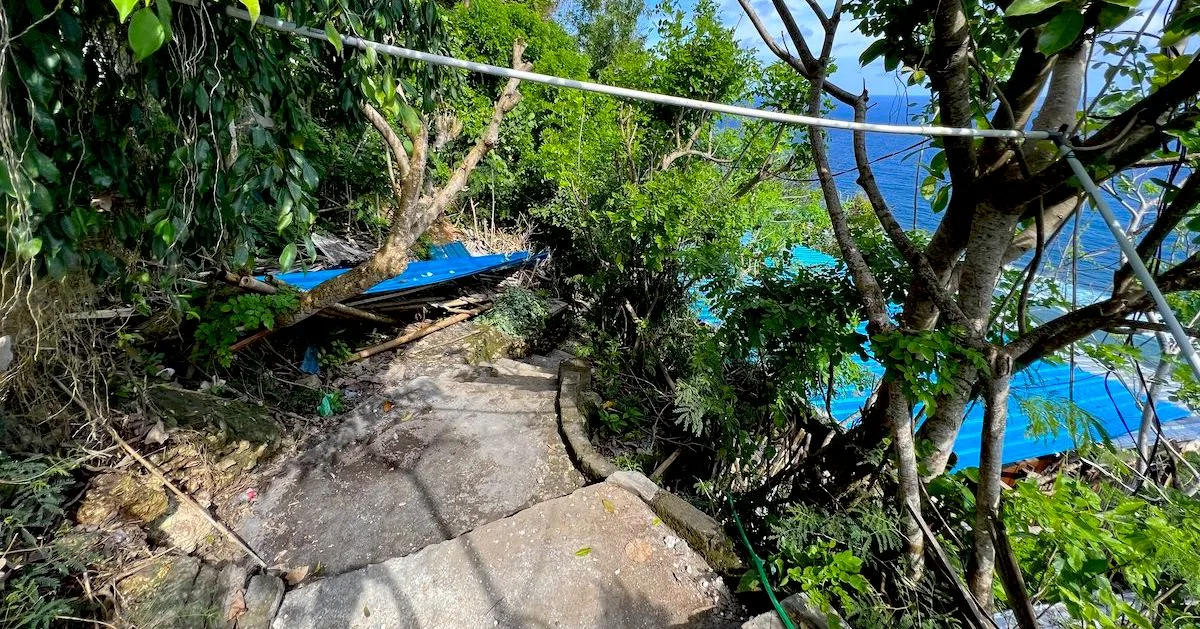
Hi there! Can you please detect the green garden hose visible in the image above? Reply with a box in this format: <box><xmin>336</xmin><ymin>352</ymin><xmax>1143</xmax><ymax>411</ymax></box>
<box><xmin>727</xmin><ymin>496</ymin><xmax>797</xmax><ymax>629</ymax></box>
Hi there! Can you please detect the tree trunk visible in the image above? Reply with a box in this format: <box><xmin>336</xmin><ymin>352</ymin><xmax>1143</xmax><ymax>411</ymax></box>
<box><xmin>887</xmin><ymin>384</ymin><xmax>925</xmax><ymax>581</ymax></box>
<box><xmin>968</xmin><ymin>350</ymin><xmax>1013</xmax><ymax>611</ymax></box>
<box><xmin>294</xmin><ymin>42</ymin><xmax>532</xmax><ymax>318</ymax></box>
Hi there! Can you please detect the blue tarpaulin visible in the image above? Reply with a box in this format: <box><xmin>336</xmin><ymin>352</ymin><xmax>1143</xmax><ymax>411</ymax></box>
<box><xmin>265</xmin><ymin>246</ymin><xmax>540</xmax><ymax>296</ymax></box>
<box><xmin>695</xmin><ymin>245</ymin><xmax>1194</xmax><ymax>470</ymax></box>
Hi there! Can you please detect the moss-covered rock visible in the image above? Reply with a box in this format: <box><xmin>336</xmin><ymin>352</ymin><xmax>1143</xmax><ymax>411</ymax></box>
<box><xmin>146</xmin><ymin>386</ymin><xmax>280</xmax><ymax>446</ymax></box>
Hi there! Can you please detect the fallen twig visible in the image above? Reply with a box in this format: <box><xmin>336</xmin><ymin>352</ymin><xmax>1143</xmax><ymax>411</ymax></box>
<box><xmin>650</xmin><ymin>448</ymin><xmax>682</xmax><ymax>481</ymax></box>
<box><xmin>907</xmin><ymin>501</ymin><xmax>996</xmax><ymax>629</ymax></box>
<box><xmin>50</xmin><ymin>376</ymin><xmax>268</xmax><ymax>568</ymax></box>
<box><xmin>65</xmin><ymin>308</ymin><xmax>136</xmax><ymax>320</ymax></box>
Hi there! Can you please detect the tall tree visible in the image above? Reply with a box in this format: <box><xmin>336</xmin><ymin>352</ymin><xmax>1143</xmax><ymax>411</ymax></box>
<box><xmin>739</xmin><ymin>0</ymin><xmax>1200</xmax><ymax>610</ymax></box>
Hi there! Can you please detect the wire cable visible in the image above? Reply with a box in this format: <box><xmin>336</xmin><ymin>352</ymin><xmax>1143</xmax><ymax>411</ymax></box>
<box><xmin>171</xmin><ymin>0</ymin><xmax>1049</xmax><ymax>141</ymax></box>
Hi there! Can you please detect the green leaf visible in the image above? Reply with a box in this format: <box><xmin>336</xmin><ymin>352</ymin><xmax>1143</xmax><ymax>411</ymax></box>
<box><xmin>112</xmin><ymin>0</ymin><xmax>138</xmax><ymax>22</ymax></box>
<box><xmin>1038</xmin><ymin>10</ymin><xmax>1084</xmax><ymax>55</ymax></box>
<box><xmin>239</xmin><ymin>0</ymin><xmax>260</xmax><ymax>27</ymax></box>
<box><xmin>277</xmin><ymin>211</ymin><xmax>293</xmax><ymax>233</ymax></box>
<box><xmin>156</xmin><ymin>0</ymin><xmax>173</xmax><ymax>41</ymax></box>
<box><xmin>154</xmin><ymin>218</ymin><xmax>176</xmax><ymax>245</ymax></box>
<box><xmin>932</xmin><ymin>186</ymin><xmax>950</xmax><ymax>213</ymax></box>
<box><xmin>398</xmin><ymin>102</ymin><xmax>422</xmax><ymax>140</ymax></box>
<box><xmin>129</xmin><ymin>8</ymin><xmax>167</xmax><ymax>61</ymax></box>
<box><xmin>574</xmin><ymin>547</ymin><xmax>592</xmax><ymax>557</ymax></box>
<box><xmin>279</xmin><ymin>242</ymin><xmax>297</xmax><ymax>271</ymax></box>
<box><xmin>17</xmin><ymin>237</ymin><xmax>42</xmax><ymax>260</ymax></box>
<box><xmin>1005</xmin><ymin>0</ymin><xmax>1066</xmax><ymax>16</ymax></box>
<box><xmin>325</xmin><ymin>23</ymin><xmax>344</xmax><ymax>55</ymax></box>
<box><xmin>859</xmin><ymin>40</ymin><xmax>888</xmax><ymax>66</ymax></box>
<box><xmin>1097</xmin><ymin>3</ymin><xmax>1134</xmax><ymax>30</ymax></box>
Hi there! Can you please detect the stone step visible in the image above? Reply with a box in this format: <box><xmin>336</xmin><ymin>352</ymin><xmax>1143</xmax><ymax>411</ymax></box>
<box><xmin>465</xmin><ymin>374</ymin><xmax>559</xmax><ymax>393</ymax></box>
<box><xmin>482</xmin><ymin>357</ymin><xmax>557</xmax><ymax>379</ymax></box>
<box><xmin>273</xmin><ymin>482</ymin><xmax>741</xmax><ymax>629</ymax></box>
<box><xmin>520</xmin><ymin>353</ymin><xmax>563</xmax><ymax>372</ymax></box>
<box><xmin>239</xmin><ymin>377</ymin><xmax>582</xmax><ymax>576</ymax></box>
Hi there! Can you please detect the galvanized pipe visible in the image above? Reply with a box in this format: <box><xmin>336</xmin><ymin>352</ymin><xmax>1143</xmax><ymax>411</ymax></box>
<box><xmin>1054</xmin><ymin>136</ymin><xmax>1200</xmax><ymax>383</ymax></box>
<box><xmin>171</xmin><ymin>0</ymin><xmax>1049</xmax><ymax>140</ymax></box>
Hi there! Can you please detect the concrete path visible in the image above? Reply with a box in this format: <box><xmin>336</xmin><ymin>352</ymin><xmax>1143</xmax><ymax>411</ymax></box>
<box><xmin>240</xmin><ymin>358</ymin><xmax>584</xmax><ymax>575</ymax></box>
<box><xmin>236</xmin><ymin>338</ymin><xmax>739</xmax><ymax>627</ymax></box>
<box><xmin>273</xmin><ymin>482</ymin><xmax>739</xmax><ymax>628</ymax></box>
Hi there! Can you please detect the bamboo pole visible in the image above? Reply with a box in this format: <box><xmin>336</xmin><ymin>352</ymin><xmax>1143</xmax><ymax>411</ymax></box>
<box><xmin>348</xmin><ymin>306</ymin><xmax>490</xmax><ymax>362</ymax></box>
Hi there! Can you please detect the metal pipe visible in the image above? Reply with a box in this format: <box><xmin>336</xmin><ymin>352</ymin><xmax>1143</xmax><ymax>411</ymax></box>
<box><xmin>1054</xmin><ymin>136</ymin><xmax>1200</xmax><ymax>382</ymax></box>
<box><xmin>172</xmin><ymin>0</ymin><xmax>1050</xmax><ymax>140</ymax></box>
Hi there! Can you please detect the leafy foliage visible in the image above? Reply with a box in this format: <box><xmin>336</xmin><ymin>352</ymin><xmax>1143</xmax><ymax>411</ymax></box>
<box><xmin>193</xmin><ymin>289</ymin><xmax>300</xmax><ymax>367</ymax></box>
<box><xmin>872</xmin><ymin>328</ymin><xmax>988</xmax><ymax>415</ymax></box>
<box><xmin>0</xmin><ymin>453</ymin><xmax>100</xmax><ymax>628</ymax></box>
<box><xmin>479</xmin><ymin>286</ymin><xmax>552</xmax><ymax>340</ymax></box>
<box><xmin>1004</xmin><ymin>476</ymin><xmax>1200</xmax><ymax>627</ymax></box>
<box><xmin>4</xmin><ymin>0</ymin><xmax>449</xmax><ymax>289</ymax></box>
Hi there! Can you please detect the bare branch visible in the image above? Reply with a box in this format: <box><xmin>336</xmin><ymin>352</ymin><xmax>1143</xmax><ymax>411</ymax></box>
<box><xmin>771</xmin><ymin>0</ymin><xmax>820</xmax><ymax>69</ymax></box>
<box><xmin>360</xmin><ymin>101</ymin><xmax>411</xmax><ymax>196</ymax></box>
<box><xmin>1114</xmin><ymin>173</ymin><xmax>1200</xmax><ymax>293</ymax></box>
<box><xmin>736</xmin><ymin>0</ymin><xmax>813</xmax><ymax>75</ymax></box>
<box><xmin>659</xmin><ymin>149</ymin><xmax>732</xmax><ymax>170</ymax></box>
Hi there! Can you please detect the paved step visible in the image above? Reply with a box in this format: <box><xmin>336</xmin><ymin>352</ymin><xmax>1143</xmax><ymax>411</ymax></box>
<box><xmin>239</xmin><ymin>376</ymin><xmax>583</xmax><ymax>576</ymax></box>
<box><xmin>465</xmin><ymin>374</ymin><xmax>559</xmax><ymax>393</ymax></box>
<box><xmin>273</xmin><ymin>482</ymin><xmax>740</xmax><ymax>629</ymax></box>
<box><xmin>519</xmin><ymin>353</ymin><xmax>562</xmax><ymax>372</ymax></box>
<box><xmin>482</xmin><ymin>357</ymin><xmax>557</xmax><ymax>379</ymax></box>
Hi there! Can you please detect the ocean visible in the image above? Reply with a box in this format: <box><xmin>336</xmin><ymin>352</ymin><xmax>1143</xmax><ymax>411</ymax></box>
<box><xmin>821</xmin><ymin>95</ymin><xmax>1192</xmax><ymax>303</ymax></box>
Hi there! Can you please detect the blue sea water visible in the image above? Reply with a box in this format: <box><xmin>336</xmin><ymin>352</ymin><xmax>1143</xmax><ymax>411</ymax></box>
<box><xmin>721</xmin><ymin>97</ymin><xmax>1200</xmax><ymax>465</ymax></box>
<box><xmin>822</xmin><ymin>95</ymin><xmax>1195</xmax><ymax>302</ymax></box>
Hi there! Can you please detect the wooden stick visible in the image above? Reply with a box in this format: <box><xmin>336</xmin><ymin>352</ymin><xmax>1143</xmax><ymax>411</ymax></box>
<box><xmin>907</xmin><ymin>501</ymin><xmax>997</xmax><ymax>629</ymax></box>
<box><xmin>349</xmin><ymin>307</ymin><xmax>489</xmax><ymax>362</ymax></box>
<box><xmin>50</xmin><ymin>376</ymin><xmax>267</xmax><ymax>568</ymax></box>
<box><xmin>230</xmin><ymin>329</ymin><xmax>273</xmax><ymax>352</ymax></box>
<box><xmin>106</xmin><ymin>427</ymin><xmax>267</xmax><ymax>567</ymax></box>
<box><xmin>650</xmin><ymin>448</ymin><xmax>682</xmax><ymax>481</ymax></box>
<box><xmin>993</xmin><ymin>510</ymin><xmax>1040</xmax><ymax>629</ymax></box>
<box><xmin>65</xmin><ymin>308</ymin><xmax>136</xmax><ymax>320</ymax></box>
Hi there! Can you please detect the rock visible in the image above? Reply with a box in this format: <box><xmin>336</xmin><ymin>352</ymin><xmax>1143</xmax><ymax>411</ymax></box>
<box><xmin>118</xmin><ymin>554</ymin><xmax>222</xmax><ymax>628</ymax></box>
<box><xmin>649</xmin><ymin>491</ymin><xmax>743</xmax><ymax>573</ymax></box>
<box><xmin>607</xmin><ymin>470</ymin><xmax>659</xmax><ymax>502</ymax></box>
<box><xmin>741</xmin><ymin>593</ymin><xmax>836</xmax><ymax>629</ymax></box>
<box><xmin>239</xmin><ymin>374</ymin><xmax>584</xmax><ymax>576</ymax></box>
<box><xmin>156</xmin><ymin>501</ymin><xmax>216</xmax><ymax>554</ymax></box>
<box><xmin>76</xmin><ymin>471</ymin><xmax>169</xmax><ymax>526</ymax></box>
<box><xmin>272</xmin><ymin>483</ymin><xmax>741</xmax><ymax>629</ymax></box>
<box><xmin>191</xmin><ymin>565</ymin><xmax>224</xmax><ymax>628</ymax></box>
<box><xmin>218</xmin><ymin>563</ymin><xmax>252</xmax><ymax>627</ymax></box>
<box><xmin>239</xmin><ymin>574</ymin><xmax>284</xmax><ymax>629</ymax></box>
<box><xmin>147</xmin><ymin>386</ymin><xmax>279</xmax><ymax>446</ymax></box>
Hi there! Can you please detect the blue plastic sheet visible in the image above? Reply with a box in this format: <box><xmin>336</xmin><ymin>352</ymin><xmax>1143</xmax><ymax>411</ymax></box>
<box><xmin>266</xmin><ymin>248</ymin><xmax>540</xmax><ymax>296</ymax></box>
<box><xmin>694</xmin><ymin>245</ymin><xmax>1193</xmax><ymax>470</ymax></box>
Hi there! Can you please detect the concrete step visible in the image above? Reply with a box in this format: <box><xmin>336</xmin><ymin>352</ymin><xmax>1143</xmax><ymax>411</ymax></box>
<box><xmin>273</xmin><ymin>482</ymin><xmax>741</xmax><ymax>629</ymax></box>
<box><xmin>466</xmin><ymin>374</ymin><xmax>559</xmax><ymax>393</ymax></box>
<box><xmin>520</xmin><ymin>353</ymin><xmax>563</xmax><ymax>372</ymax></box>
<box><xmin>238</xmin><ymin>377</ymin><xmax>582</xmax><ymax>576</ymax></box>
<box><xmin>482</xmin><ymin>357</ymin><xmax>557</xmax><ymax>379</ymax></box>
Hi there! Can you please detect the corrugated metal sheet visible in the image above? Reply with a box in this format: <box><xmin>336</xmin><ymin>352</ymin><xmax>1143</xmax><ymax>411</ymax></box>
<box><xmin>428</xmin><ymin>241</ymin><xmax>472</xmax><ymax>260</ymax></box>
<box><xmin>695</xmin><ymin>245</ymin><xmax>1196</xmax><ymax>470</ymax></box>
<box><xmin>266</xmin><ymin>247</ymin><xmax>539</xmax><ymax>296</ymax></box>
